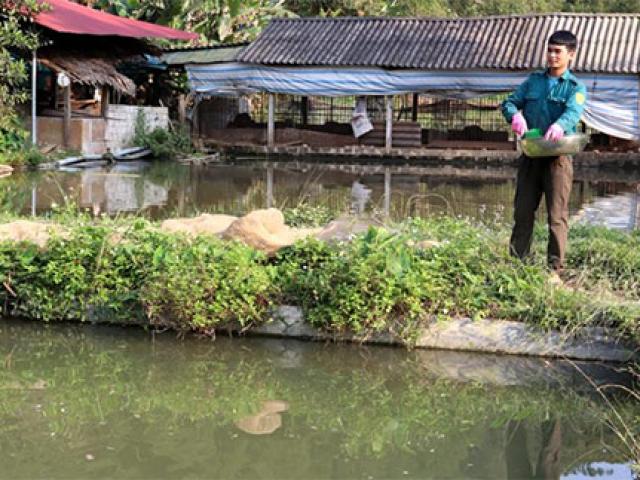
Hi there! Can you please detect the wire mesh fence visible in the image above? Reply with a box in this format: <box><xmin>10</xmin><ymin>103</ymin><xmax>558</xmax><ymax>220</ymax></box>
<box><xmin>247</xmin><ymin>93</ymin><xmax>514</xmax><ymax>134</ymax></box>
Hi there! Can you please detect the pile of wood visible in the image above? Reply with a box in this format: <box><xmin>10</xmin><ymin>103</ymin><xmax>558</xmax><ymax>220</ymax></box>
<box><xmin>359</xmin><ymin>121</ymin><xmax>422</xmax><ymax>148</ymax></box>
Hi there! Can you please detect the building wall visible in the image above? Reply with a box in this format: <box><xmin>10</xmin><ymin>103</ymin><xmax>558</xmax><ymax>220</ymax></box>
<box><xmin>104</xmin><ymin>105</ymin><xmax>169</xmax><ymax>152</ymax></box>
<box><xmin>34</xmin><ymin>105</ymin><xmax>169</xmax><ymax>155</ymax></box>
<box><xmin>36</xmin><ymin>116</ymin><xmax>106</xmax><ymax>155</ymax></box>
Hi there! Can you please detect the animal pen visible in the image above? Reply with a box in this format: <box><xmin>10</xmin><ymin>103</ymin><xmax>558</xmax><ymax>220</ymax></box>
<box><xmin>184</xmin><ymin>15</ymin><xmax>640</xmax><ymax>157</ymax></box>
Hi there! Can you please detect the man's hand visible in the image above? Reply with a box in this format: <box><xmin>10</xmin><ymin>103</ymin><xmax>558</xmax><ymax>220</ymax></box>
<box><xmin>544</xmin><ymin>123</ymin><xmax>564</xmax><ymax>142</ymax></box>
<box><xmin>511</xmin><ymin>112</ymin><xmax>528</xmax><ymax>136</ymax></box>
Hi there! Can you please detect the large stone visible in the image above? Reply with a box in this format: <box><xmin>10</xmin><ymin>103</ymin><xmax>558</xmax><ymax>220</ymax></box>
<box><xmin>223</xmin><ymin>208</ymin><xmax>320</xmax><ymax>254</ymax></box>
<box><xmin>314</xmin><ymin>216</ymin><xmax>380</xmax><ymax>242</ymax></box>
<box><xmin>0</xmin><ymin>164</ymin><xmax>13</xmax><ymax>178</ymax></box>
<box><xmin>0</xmin><ymin>221</ymin><xmax>65</xmax><ymax>247</ymax></box>
<box><xmin>160</xmin><ymin>214</ymin><xmax>237</xmax><ymax>237</ymax></box>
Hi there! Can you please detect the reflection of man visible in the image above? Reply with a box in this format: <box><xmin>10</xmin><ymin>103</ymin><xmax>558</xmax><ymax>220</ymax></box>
<box><xmin>501</xmin><ymin>31</ymin><xmax>587</xmax><ymax>276</ymax></box>
<box><xmin>505</xmin><ymin>419</ymin><xmax>563</xmax><ymax>480</ymax></box>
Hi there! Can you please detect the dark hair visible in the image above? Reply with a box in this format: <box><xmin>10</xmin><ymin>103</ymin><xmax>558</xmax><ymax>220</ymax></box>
<box><xmin>548</xmin><ymin>30</ymin><xmax>577</xmax><ymax>51</ymax></box>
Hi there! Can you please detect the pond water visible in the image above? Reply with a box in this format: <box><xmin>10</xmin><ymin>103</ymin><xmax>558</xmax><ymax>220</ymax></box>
<box><xmin>1</xmin><ymin>158</ymin><xmax>639</xmax><ymax>229</ymax></box>
<box><xmin>0</xmin><ymin>319</ymin><xmax>637</xmax><ymax>479</ymax></box>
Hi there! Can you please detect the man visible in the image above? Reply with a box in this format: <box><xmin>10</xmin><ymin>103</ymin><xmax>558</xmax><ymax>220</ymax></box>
<box><xmin>501</xmin><ymin>30</ymin><xmax>587</xmax><ymax>275</ymax></box>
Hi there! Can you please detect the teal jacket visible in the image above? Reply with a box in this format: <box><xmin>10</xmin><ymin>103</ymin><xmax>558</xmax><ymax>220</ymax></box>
<box><xmin>501</xmin><ymin>69</ymin><xmax>587</xmax><ymax>134</ymax></box>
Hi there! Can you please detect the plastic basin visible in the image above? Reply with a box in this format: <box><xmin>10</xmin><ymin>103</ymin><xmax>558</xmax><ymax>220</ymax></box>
<box><xmin>520</xmin><ymin>133</ymin><xmax>589</xmax><ymax>157</ymax></box>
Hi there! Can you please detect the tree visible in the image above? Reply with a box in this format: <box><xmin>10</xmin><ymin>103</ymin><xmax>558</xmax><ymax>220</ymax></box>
<box><xmin>0</xmin><ymin>0</ymin><xmax>42</xmax><ymax>157</ymax></box>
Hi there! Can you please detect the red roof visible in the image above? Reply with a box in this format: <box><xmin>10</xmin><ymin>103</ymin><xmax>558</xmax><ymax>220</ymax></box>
<box><xmin>35</xmin><ymin>0</ymin><xmax>198</xmax><ymax>40</ymax></box>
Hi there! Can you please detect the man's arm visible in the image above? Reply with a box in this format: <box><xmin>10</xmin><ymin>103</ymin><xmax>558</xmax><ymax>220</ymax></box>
<box><xmin>553</xmin><ymin>83</ymin><xmax>587</xmax><ymax>133</ymax></box>
<box><xmin>501</xmin><ymin>78</ymin><xmax>529</xmax><ymax>123</ymax></box>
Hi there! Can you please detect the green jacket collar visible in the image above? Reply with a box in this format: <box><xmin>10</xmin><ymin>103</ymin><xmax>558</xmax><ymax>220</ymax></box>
<box><xmin>545</xmin><ymin>68</ymin><xmax>574</xmax><ymax>83</ymax></box>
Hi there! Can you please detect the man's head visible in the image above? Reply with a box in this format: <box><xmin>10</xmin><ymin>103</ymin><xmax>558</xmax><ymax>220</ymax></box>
<box><xmin>547</xmin><ymin>30</ymin><xmax>577</xmax><ymax>74</ymax></box>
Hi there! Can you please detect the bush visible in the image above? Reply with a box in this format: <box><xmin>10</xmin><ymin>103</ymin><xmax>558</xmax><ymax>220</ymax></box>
<box><xmin>132</xmin><ymin>110</ymin><xmax>192</xmax><ymax>160</ymax></box>
<box><xmin>0</xmin><ymin>215</ymin><xmax>638</xmax><ymax>342</ymax></box>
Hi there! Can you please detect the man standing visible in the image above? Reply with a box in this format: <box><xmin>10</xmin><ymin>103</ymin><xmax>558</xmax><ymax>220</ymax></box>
<box><xmin>501</xmin><ymin>30</ymin><xmax>587</xmax><ymax>275</ymax></box>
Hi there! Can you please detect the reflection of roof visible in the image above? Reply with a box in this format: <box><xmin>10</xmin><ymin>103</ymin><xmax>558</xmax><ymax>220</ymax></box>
<box><xmin>237</xmin><ymin>14</ymin><xmax>640</xmax><ymax>73</ymax></box>
<box><xmin>161</xmin><ymin>44</ymin><xmax>248</xmax><ymax>66</ymax></box>
<box><xmin>35</xmin><ymin>0</ymin><xmax>197</xmax><ymax>40</ymax></box>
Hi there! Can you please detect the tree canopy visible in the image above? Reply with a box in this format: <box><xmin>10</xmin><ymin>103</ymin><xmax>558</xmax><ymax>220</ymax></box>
<box><xmin>0</xmin><ymin>0</ymin><xmax>42</xmax><ymax>155</ymax></box>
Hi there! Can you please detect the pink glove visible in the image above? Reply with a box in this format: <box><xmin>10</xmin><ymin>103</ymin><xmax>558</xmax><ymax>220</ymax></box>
<box><xmin>544</xmin><ymin>123</ymin><xmax>564</xmax><ymax>142</ymax></box>
<box><xmin>511</xmin><ymin>112</ymin><xmax>528</xmax><ymax>136</ymax></box>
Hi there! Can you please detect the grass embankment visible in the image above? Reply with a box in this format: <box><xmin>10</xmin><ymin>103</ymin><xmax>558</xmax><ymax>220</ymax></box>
<box><xmin>0</xmin><ymin>211</ymin><xmax>638</xmax><ymax>343</ymax></box>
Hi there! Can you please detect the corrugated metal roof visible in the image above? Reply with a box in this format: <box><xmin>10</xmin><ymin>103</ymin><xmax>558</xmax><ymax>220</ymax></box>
<box><xmin>236</xmin><ymin>15</ymin><xmax>640</xmax><ymax>73</ymax></box>
<box><xmin>161</xmin><ymin>44</ymin><xmax>247</xmax><ymax>65</ymax></box>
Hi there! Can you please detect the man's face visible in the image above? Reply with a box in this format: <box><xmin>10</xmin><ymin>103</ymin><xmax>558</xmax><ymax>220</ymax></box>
<box><xmin>547</xmin><ymin>44</ymin><xmax>575</xmax><ymax>71</ymax></box>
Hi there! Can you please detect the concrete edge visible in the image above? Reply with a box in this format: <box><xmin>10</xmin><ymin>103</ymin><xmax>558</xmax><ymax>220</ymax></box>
<box><xmin>228</xmin><ymin>306</ymin><xmax>638</xmax><ymax>363</ymax></box>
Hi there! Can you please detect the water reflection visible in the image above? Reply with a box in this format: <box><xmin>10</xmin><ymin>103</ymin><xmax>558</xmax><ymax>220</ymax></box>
<box><xmin>1</xmin><ymin>159</ymin><xmax>639</xmax><ymax>230</ymax></box>
<box><xmin>0</xmin><ymin>319</ymin><xmax>637</xmax><ymax>479</ymax></box>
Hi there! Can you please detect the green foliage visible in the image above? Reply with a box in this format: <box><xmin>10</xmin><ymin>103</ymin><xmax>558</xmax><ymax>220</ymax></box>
<box><xmin>283</xmin><ymin>204</ymin><xmax>334</xmax><ymax>227</ymax></box>
<box><xmin>132</xmin><ymin>109</ymin><xmax>193</xmax><ymax>159</ymax></box>
<box><xmin>1</xmin><ymin>215</ymin><xmax>638</xmax><ymax>342</ymax></box>
<box><xmin>0</xmin><ymin>218</ymin><xmax>276</xmax><ymax>330</ymax></box>
<box><xmin>285</xmin><ymin>0</ymin><xmax>640</xmax><ymax>16</ymax></box>
<box><xmin>0</xmin><ymin>0</ymin><xmax>42</xmax><ymax>162</ymax></box>
<box><xmin>565</xmin><ymin>224</ymin><xmax>640</xmax><ymax>298</ymax></box>
<box><xmin>140</xmin><ymin>234</ymin><xmax>275</xmax><ymax>329</ymax></box>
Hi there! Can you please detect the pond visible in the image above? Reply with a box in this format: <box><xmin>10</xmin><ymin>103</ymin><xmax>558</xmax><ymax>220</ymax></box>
<box><xmin>1</xmin><ymin>158</ymin><xmax>639</xmax><ymax>229</ymax></box>
<box><xmin>0</xmin><ymin>319</ymin><xmax>637</xmax><ymax>479</ymax></box>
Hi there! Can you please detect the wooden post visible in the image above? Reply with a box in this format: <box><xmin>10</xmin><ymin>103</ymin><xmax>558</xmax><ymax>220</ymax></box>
<box><xmin>385</xmin><ymin>95</ymin><xmax>393</xmax><ymax>154</ymax></box>
<box><xmin>383</xmin><ymin>167</ymin><xmax>391</xmax><ymax>217</ymax></box>
<box><xmin>267</xmin><ymin>93</ymin><xmax>275</xmax><ymax>149</ymax></box>
<box><xmin>177</xmin><ymin>94</ymin><xmax>187</xmax><ymax>125</ymax></box>
<box><xmin>266</xmin><ymin>165</ymin><xmax>274</xmax><ymax>208</ymax></box>
<box><xmin>412</xmin><ymin>93</ymin><xmax>418</xmax><ymax>122</ymax></box>
<box><xmin>301</xmin><ymin>96</ymin><xmax>308</xmax><ymax>126</ymax></box>
<box><xmin>31</xmin><ymin>49</ymin><xmax>37</xmax><ymax>146</ymax></box>
<box><xmin>634</xmin><ymin>184</ymin><xmax>640</xmax><ymax>230</ymax></box>
<box><xmin>100</xmin><ymin>86</ymin><xmax>109</xmax><ymax>118</ymax></box>
<box><xmin>63</xmin><ymin>84</ymin><xmax>71</xmax><ymax>148</ymax></box>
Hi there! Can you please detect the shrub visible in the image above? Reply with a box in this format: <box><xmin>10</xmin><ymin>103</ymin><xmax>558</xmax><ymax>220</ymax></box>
<box><xmin>132</xmin><ymin>110</ymin><xmax>192</xmax><ymax>160</ymax></box>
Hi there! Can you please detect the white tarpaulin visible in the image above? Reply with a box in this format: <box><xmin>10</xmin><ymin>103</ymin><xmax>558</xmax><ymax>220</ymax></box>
<box><xmin>186</xmin><ymin>63</ymin><xmax>639</xmax><ymax>140</ymax></box>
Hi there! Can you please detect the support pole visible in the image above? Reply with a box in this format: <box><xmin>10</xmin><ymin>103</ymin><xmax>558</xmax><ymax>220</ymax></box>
<box><xmin>634</xmin><ymin>184</ymin><xmax>640</xmax><ymax>230</ymax></box>
<box><xmin>383</xmin><ymin>167</ymin><xmax>391</xmax><ymax>217</ymax></box>
<box><xmin>31</xmin><ymin>183</ymin><xmax>36</xmax><ymax>217</ymax></box>
<box><xmin>31</xmin><ymin>50</ymin><xmax>37</xmax><ymax>146</ymax></box>
<box><xmin>301</xmin><ymin>96</ymin><xmax>308</xmax><ymax>126</ymax></box>
<box><xmin>100</xmin><ymin>86</ymin><xmax>110</xmax><ymax>118</ymax></box>
<box><xmin>411</xmin><ymin>93</ymin><xmax>418</xmax><ymax>122</ymax></box>
<box><xmin>266</xmin><ymin>165</ymin><xmax>274</xmax><ymax>208</ymax></box>
<box><xmin>63</xmin><ymin>84</ymin><xmax>71</xmax><ymax>148</ymax></box>
<box><xmin>267</xmin><ymin>93</ymin><xmax>275</xmax><ymax>149</ymax></box>
<box><xmin>385</xmin><ymin>95</ymin><xmax>393</xmax><ymax>154</ymax></box>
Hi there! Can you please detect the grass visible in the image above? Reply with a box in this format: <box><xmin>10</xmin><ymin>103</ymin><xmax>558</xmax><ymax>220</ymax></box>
<box><xmin>0</xmin><ymin>207</ymin><xmax>638</xmax><ymax>345</ymax></box>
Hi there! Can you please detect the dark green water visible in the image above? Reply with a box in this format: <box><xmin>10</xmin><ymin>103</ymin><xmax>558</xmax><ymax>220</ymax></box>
<box><xmin>1</xmin><ymin>159</ymin><xmax>639</xmax><ymax>228</ymax></box>
<box><xmin>0</xmin><ymin>319</ymin><xmax>637</xmax><ymax>479</ymax></box>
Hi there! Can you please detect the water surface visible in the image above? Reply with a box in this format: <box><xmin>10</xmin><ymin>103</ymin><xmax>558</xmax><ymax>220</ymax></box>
<box><xmin>0</xmin><ymin>319</ymin><xmax>637</xmax><ymax>479</ymax></box>
<box><xmin>1</xmin><ymin>159</ymin><xmax>638</xmax><ymax>229</ymax></box>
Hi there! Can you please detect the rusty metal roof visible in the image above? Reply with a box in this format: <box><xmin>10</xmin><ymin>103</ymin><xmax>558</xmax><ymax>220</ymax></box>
<box><xmin>236</xmin><ymin>14</ymin><xmax>640</xmax><ymax>73</ymax></box>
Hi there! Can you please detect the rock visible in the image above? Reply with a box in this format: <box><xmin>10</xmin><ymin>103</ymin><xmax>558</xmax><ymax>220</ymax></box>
<box><xmin>0</xmin><ymin>221</ymin><xmax>65</xmax><ymax>247</ymax></box>
<box><xmin>160</xmin><ymin>214</ymin><xmax>237</xmax><ymax>237</ymax></box>
<box><xmin>0</xmin><ymin>164</ymin><xmax>13</xmax><ymax>178</ymax></box>
<box><xmin>314</xmin><ymin>216</ymin><xmax>379</xmax><ymax>242</ymax></box>
<box><xmin>223</xmin><ymin>208</ymin><xmax>320</xmax><ymax>254</ymax></box>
